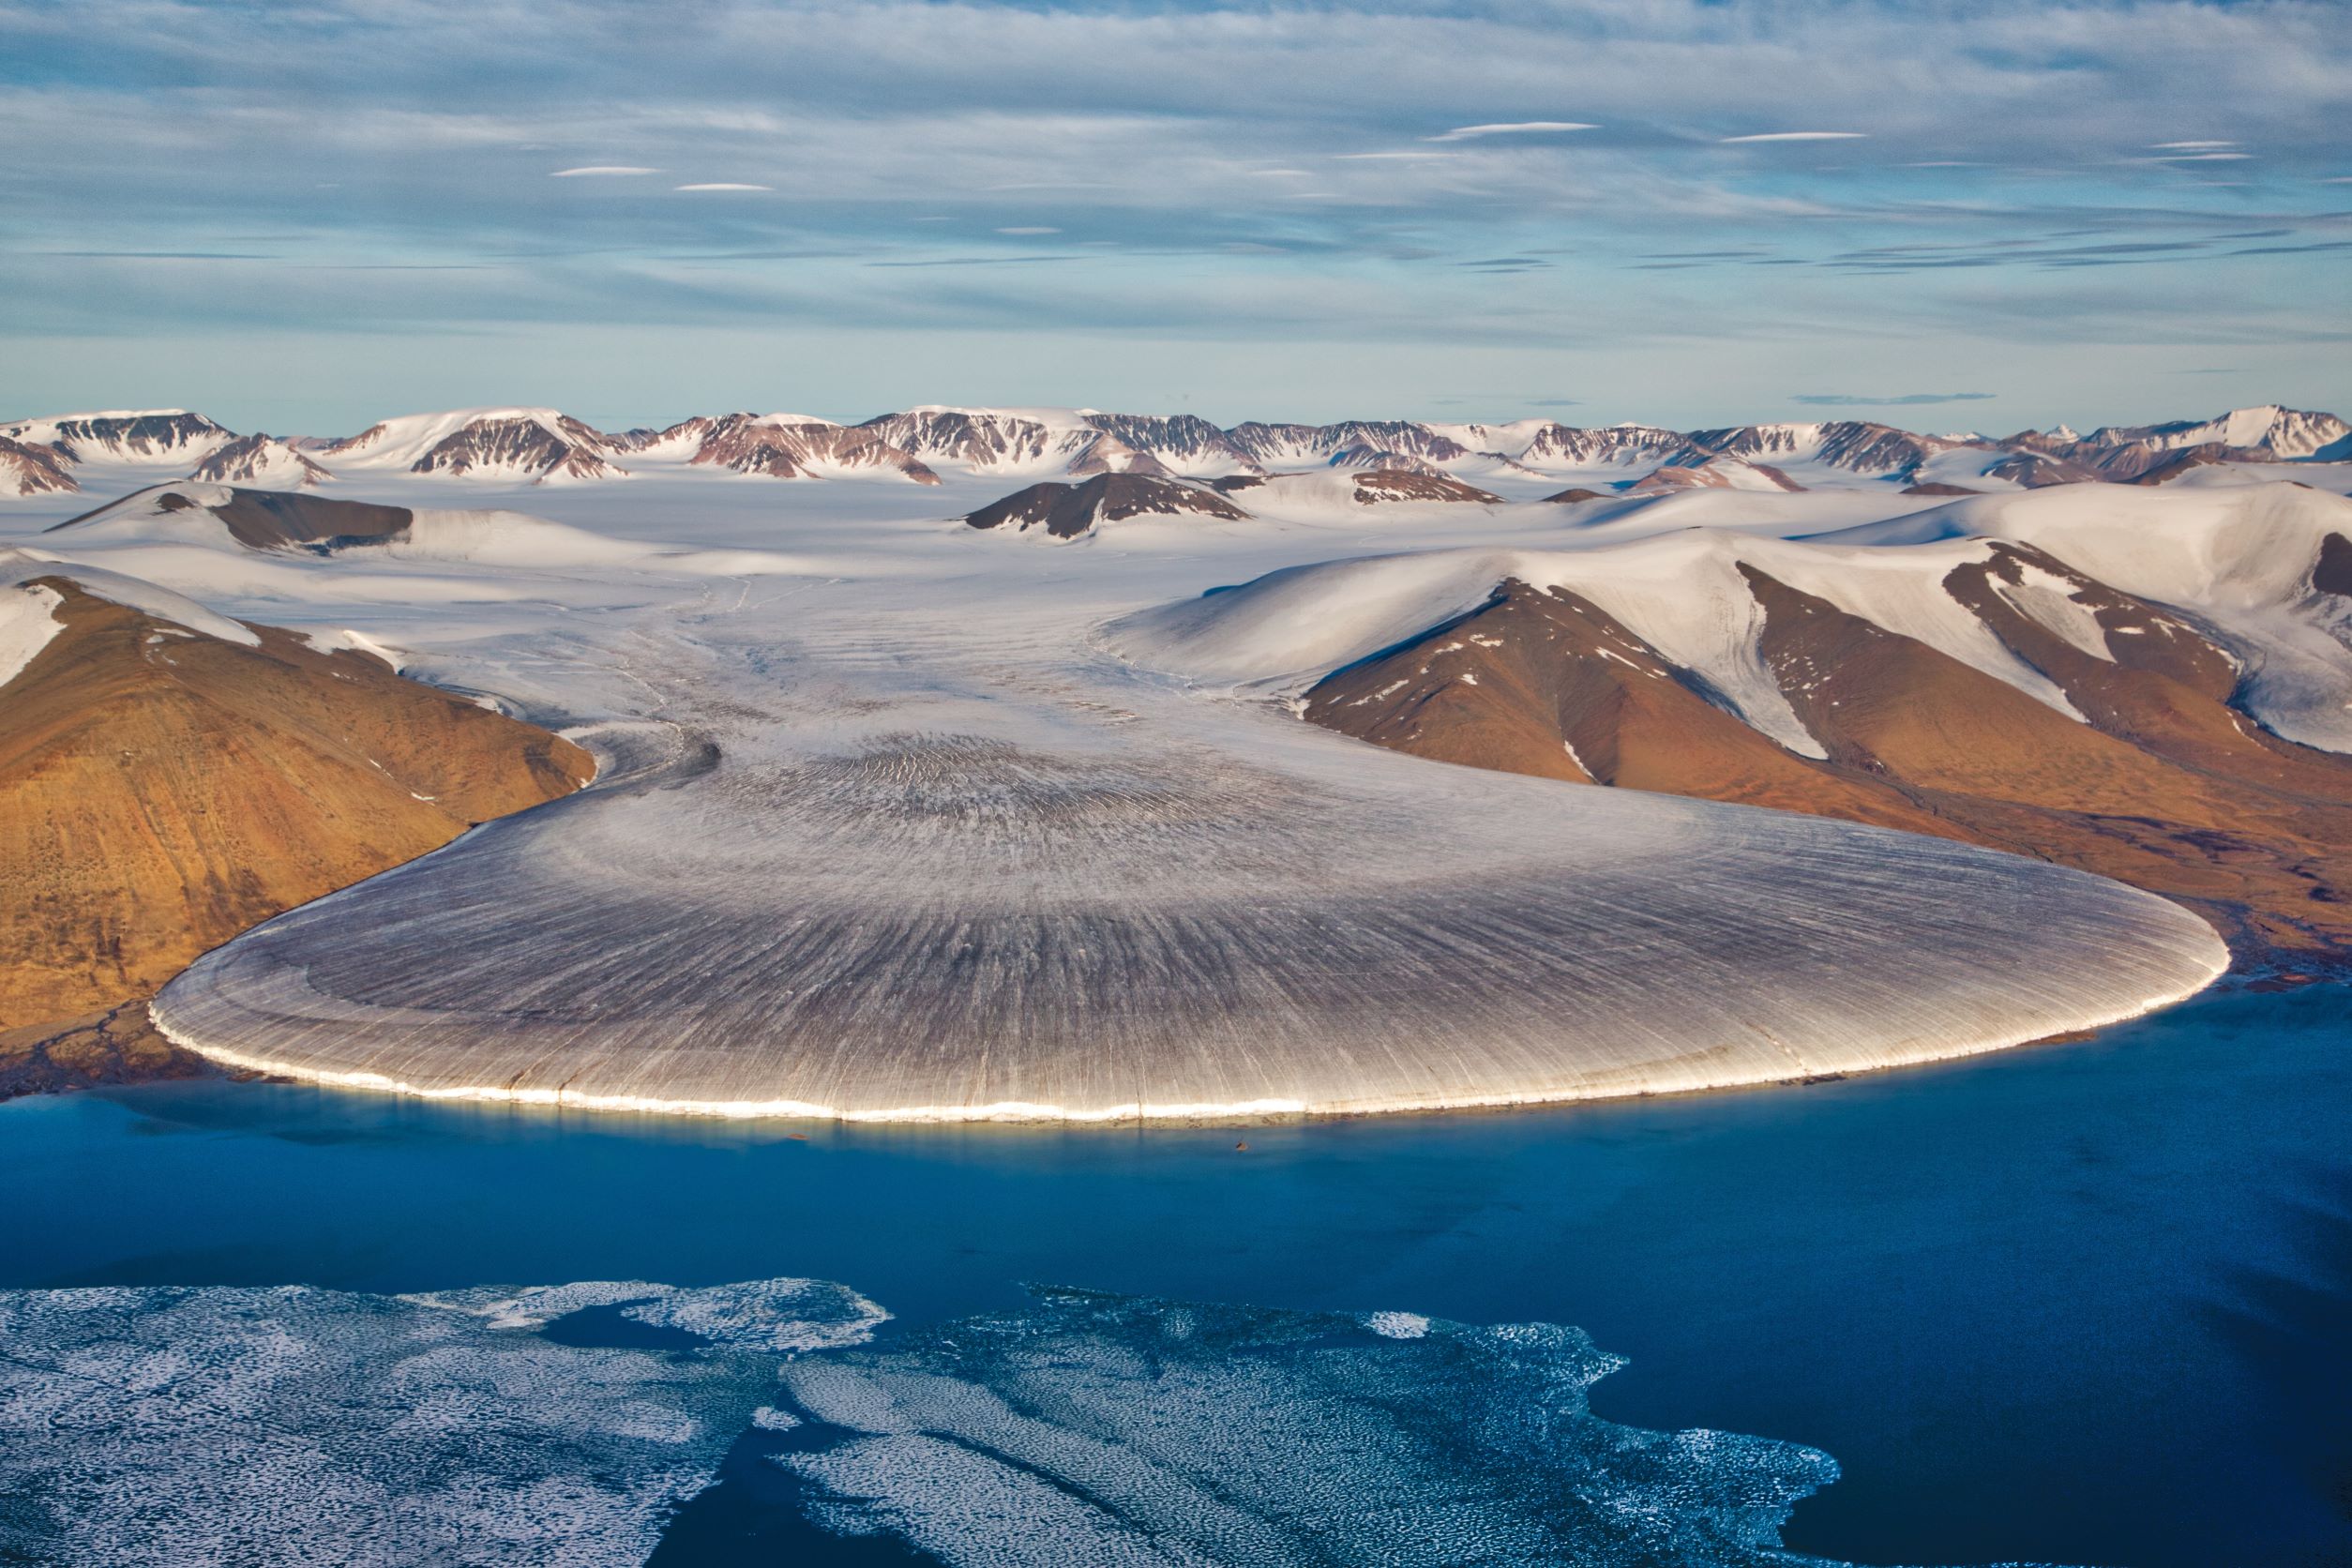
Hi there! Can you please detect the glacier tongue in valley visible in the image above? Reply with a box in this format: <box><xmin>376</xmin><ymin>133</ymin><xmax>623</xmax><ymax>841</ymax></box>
<box><xmin>29</xmin><ymin>464</ymin><xmax>2250</xmax><ymax>1123</ymax></box>
<box><xmin>148</xmin><ymin>595</ymin><xmax>2226</xmax><ymax>1120</ymax></box>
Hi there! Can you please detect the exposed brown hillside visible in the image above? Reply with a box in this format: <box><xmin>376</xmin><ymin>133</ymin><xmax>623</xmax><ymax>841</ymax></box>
<box><xmin>1304</xmin><ymin>580</ymin><xmax>1949</xmax><ymax>837</ymax></box>
<box><xmin>1306</xmin><ymin>560</ymin><xmax>2352</xmax><ymax>969</ymax></box>
<box><xmin>0</xmin><ymin>579</ymin><xmax>594</xmax><ymax>1094</ymax></box>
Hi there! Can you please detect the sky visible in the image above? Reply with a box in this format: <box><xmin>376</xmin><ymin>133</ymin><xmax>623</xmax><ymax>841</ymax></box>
<box><xmin>2</xmin><ymin>0</ymin><xmax>2347</xmax><ymax>435</ymax></box>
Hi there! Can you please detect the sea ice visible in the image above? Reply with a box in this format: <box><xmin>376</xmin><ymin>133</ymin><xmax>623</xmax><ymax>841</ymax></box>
<box><xmin>0</xmin><ymin>1272</ymin><xmax>2072</xmax><ymax>1568</ymax></box>
<box><xmin>0</xmin><ymin>1278</ymin><xmax>873</xmax><ymax>1565</ymax></box>
<box><xmin>770</xmin><ymin>1288</ymin><xmax>1911</xmax><ymax>1567</ymax></box>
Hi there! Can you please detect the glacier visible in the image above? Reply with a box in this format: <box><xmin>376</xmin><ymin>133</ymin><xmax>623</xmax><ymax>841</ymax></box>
<box><xmin>7</xmin><ymin>458</ymin><xmax>2239</xmax><ymax>1122</ymax></box>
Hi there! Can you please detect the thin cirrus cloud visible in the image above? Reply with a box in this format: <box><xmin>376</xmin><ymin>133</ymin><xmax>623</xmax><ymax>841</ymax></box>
<box><xmin>1792</xmin><ymin>391</ymin><xmax>1998</xmax><ymax>406</ymax></box>
<box><xmin>996</xmin><ymin>226</ymin><xmax>1061</xmax><ymax>234</ymax></box>
<box><xmin>1</xmin><ymin>0</ymin><xmax>2345</xmax><ymax>426</ymax></box>
<box><xmin>1425</xmin><ymin>121</ymin><xmax>1599</xmax><ymax>143</ymax></box>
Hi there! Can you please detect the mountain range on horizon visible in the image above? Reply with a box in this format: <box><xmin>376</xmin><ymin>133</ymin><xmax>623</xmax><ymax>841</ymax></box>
<box><xmin>2</xmin><ymin>401</ymin><xmax>2346</xmax><ymax>503</ymax></box>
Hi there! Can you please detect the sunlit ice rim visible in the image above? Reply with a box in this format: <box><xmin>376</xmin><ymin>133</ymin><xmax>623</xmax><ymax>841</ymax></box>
<box><xmin>149</xmin><ymin>951</ymin><xmax>2224</xmax><ymax>1125</ymax></box>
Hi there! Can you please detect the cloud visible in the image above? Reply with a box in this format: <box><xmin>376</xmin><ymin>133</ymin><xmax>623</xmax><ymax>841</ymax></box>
<box><xmin>2</xmin><ymin>0</ymin><xmax>2345</xmax><ymax>424</ymax></box>
<box><xmin>1425</xmin><ymin>121</ymin><xmax>1598</xmax><ymax>143</ymax></box>
<box><xmin>1792</xmin><ymin>391</ymin><xmax>1998</xmax><ymax>406</ymax></box>
<box><xmin>2226</xmin><ymin>238</ymin><xmax>2352</xmax><ymax>255</ymax></box>
<box><xmin>867</xmin><ymin>254</ymin><xmax>1082</xmax><ymax>267</ymax></box>
<box><xmin>995</xmin><ymin>226</ymin><xmax>1061</xmax><ymax>234</ymax></box>
<box><xmin>35</xmin><ymin>249</ymin><xmax>276</xmax><ymax>260</ymax></box>
<box><xmin>675</xmin><ymin>183</ymin><xmax>773</xmax><ymax>191</ymax></box>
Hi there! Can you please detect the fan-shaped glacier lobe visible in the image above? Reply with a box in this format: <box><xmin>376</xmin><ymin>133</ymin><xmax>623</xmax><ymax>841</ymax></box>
<box><xmin>150</xmin><ymin>611</ymin><xmax>2228</xmax><ymax>1121</ymax></box>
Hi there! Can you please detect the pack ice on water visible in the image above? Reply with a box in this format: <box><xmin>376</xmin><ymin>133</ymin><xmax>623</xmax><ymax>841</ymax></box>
<box><xmin>0</xmin><ymin>1276</ymin><xmax>1983</xmax><ymax>1567</ymax></box>
<box><xmin>0</xmin><ymin>1277</ymin><xmax>886</xmax><ymax>1566</ymax></box>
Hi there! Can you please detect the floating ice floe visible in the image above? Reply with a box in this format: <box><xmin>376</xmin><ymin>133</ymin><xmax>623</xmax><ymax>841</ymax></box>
<box><xmin>0</xmin><ymin>1278</ymin><xmax>2045</xmax><ymax>1567</ymax></box>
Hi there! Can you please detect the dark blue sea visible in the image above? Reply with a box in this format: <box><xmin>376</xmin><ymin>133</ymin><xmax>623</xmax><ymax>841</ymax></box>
<box><xmin>6</xmin><ymin>982</ymin><xmax>2347</xmax><ymax>1566</ymax></box>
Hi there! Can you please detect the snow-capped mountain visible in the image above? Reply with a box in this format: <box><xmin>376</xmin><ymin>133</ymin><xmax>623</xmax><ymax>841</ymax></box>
<box><xmin>190</xmin><ymin>434</ymin><xmax>332</xmax><ymax>489</ymax></box>
<box><xmin>322</xmin><ymin>408</ymin><xmax>626</xmax><ymax>483</ymax></box>
<box><xmin>2087</xmin><ymin>404</ymin><xmax>2349</xmax><ymax>460</ymax></box>
<box><xmin>852</xmin><ymin>407</ymin><xmax>1100</xmax><ymax>475</ymax></box>
<box><xmin>1666</xmin><ymin>421</ymin><xmax>1980</xmax><ymax>479</ymax></box>
<box><xmin>1</xmin><ymin>401</ymin><xmax>2344</xmax><ymax>505</ymax></box>
<box><xmin>1080</xmin><ymin>414</ymin><xmax>1260</xmax><ymax>476</ymax></box>
<box><xmin>1323</xmin><ymin>443</ymin><xmax>1448</xmax><ymax>475</ymax></box>
<box><xmin>0</xmin><ymin>437</ymin><xmax>79</xmax><ymax>497</ymax></box>
<box><xmin>637</xmin><ymin>414</ymin><xmax>942</xmax><ymax>484</ymax></box>
<box><xmin>1514</xmin><ymin>423</ymin><xmax>1686</xmax><ymax>470</ymax></box>
<box><xmin>847</xmin><ymin>407</ymin><xmax>1241</xmax><ymax>479</ymax></box>
<box><xmin>1226</xmin><ymin>420</ymin><xmax>1477</xmax><ymax>471</ymax></box>
<box><xmin>0</xmin><ymin>411</ymin><xmax>231</xmax><ymax>466</ymax></box>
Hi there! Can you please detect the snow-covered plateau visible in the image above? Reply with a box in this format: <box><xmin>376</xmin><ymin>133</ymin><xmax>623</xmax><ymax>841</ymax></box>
<box><xmin>17</xmin><ymin>413</ymin><xmax>2344</xmax><ymax>1122</ymax></box>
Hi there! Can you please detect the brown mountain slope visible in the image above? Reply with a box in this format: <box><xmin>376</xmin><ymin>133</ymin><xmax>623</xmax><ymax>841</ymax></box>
<box><xmin>1303</xmin><ymin>580</ymin><xmax>1950</xmax><ymax>837</ymax></box>
<box><xmin>1308</xmin><ymin>567</ymin><xmax>2352</xmax><ymax>967</ymax></box>
<box><xmin>1946</xmin><ymin>543</ymin><xmax>2352</xmax><ymax>799</ymax></box>
<box><xmin>0</xmin><ymin>437</ymin><xmax>78</xmax><ymax>497</ymax></box>
<box><xmin>0</xmin><ymin>578</ymin><xmax>594</xmax><ymax>1093</ymax></box>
